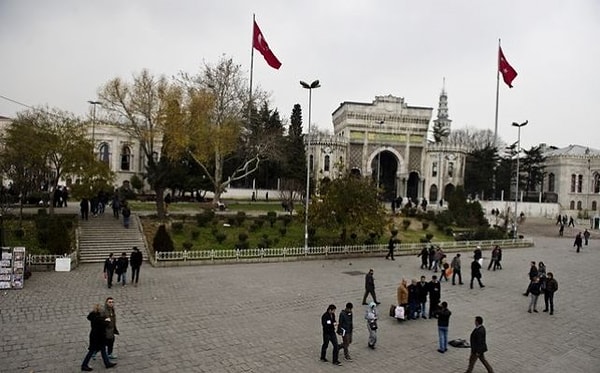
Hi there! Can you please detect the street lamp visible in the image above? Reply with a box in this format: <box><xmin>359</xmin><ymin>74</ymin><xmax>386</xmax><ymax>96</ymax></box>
<box><xmin>87</xmin><ymin>100</ymin><xmax>102</xmax><ymax>151</ymax></box>
<box><xmin>512</xmin><ymin>120</ymin><xmax>528</xmax><ymax>239</ymax></box>
<box><xmin>300</xmin><ymin>79</ymin><xmax>320</xmax><ymax>251</ymax></box>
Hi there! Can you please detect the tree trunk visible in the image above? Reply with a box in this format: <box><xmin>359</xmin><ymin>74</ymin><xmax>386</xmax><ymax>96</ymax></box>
<box><xmin>155</xmin><ymin>186</ymin><xmax>166</xmax><ymax>219</ymax></box>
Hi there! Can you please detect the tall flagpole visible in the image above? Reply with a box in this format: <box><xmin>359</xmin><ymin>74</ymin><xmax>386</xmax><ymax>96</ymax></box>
<box><xmin>493</xmin><ymin>38</ymin><xmax>501</xmax><ymax>147</ymax></box>
<box><xmin>492</xmin><ymin>38</ymin><xmax>501</xmax><ymax>200</ymax></box>
<box><xmin>249</xmin><ymin>14</ymin><xmax>255</xmax><ymax>112</ymax></box>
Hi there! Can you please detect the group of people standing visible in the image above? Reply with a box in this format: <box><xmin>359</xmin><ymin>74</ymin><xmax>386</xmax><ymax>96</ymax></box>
<box><xmin>80</xmin><ymin>192</ymin><xmax>131</xmax><ymax>228</ymax></box>
<box><xmin>103</xmin><ymin>247</ymin><xmax>143</xmax><ymax>288</ymax></box>
<box><xmin>523</xmin><ymin>261</ymin><xmax>559</xmax><ymax>314</ymax></box>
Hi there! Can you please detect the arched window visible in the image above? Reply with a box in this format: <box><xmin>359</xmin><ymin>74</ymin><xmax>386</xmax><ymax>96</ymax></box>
<box><xmin>592</xmin><ymin>201</ymin><xmax>597</xmax><ymax>211</ymax></box>
<box><xmin>429</xmin><ymin>184</ymin><xmax>438</xmax><ymax>202</ymax></box>
<box><xmin>120</xmin><ymin>146</ymin><xmax>132</xmax><ymax>171</ymax></box>
<box><xmin>570</xmin><ymin>200</ymin><xmax>575</xmax><ymax>209</ymax></box>
<box><xmin>577</xmin><ymin>201</ymin><xmax>582</xmax><ymax>210</ymax></box>
<box><xmin>577</xmin><ymin>175</ymin><xmax>583</xmax><ymax>193</ymax></box>
<box><xmin>432</xmin><ymin>162</ymin><xmax>438</xmax><ymax>177</ymax></box>
<box><xmin>571</xmin><ymin>174</ymin><xmax>576</xmax><ymax>192</ymax></box>
<box><xmin>99</xmin><ymin>143</ymin><xmax>110</xmax><ymax>165</ymax></box>
<box><xmin>594</xmin><ymin>173</ymin><xmax>600</xmax><ymax>193</ymax></box>
<box><xmin>324</xmin><ymin>155</ymin><xmax>330</xmax><ymax>172</ymax></box>
<box><xmin>548</xmin><ymin>173</ymin><xmax>555</xmax><ymax>192</ymax></box>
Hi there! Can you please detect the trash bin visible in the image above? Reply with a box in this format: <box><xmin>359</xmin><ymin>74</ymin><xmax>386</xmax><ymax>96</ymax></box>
<box><xmin>55</xmin><ymin>257</ymin><xmax>71</xmax><ymax>272</ymax></box>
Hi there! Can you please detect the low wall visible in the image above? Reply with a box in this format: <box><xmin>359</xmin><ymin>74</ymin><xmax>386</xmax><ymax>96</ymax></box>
<box><xmin>479</xmin><ymin>201</ymin><xmax>559</xmax><ymax>219</ymax></box>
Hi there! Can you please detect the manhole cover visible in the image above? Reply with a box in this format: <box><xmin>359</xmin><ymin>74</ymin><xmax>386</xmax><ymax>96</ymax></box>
<box><xmin>342</xmin><ymin>271</ymin><xmax>366</xmax><ymax>276</ymax></box>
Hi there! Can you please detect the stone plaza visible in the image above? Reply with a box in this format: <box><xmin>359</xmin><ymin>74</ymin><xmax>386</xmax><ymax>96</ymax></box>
<box><xmin>1</xmin><ymin>219</ymin><xmax>599</xmax><ymax>372</ymax></box>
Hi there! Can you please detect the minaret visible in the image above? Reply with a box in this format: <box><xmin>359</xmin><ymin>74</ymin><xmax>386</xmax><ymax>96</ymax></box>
<box><xmin>433</xmin><ymin>78</ymin><xmax>452</xmax><ymax>136</ymax></box>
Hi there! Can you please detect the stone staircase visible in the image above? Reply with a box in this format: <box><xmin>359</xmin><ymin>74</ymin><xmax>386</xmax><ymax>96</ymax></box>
<box><xmin>78</xmin><ymin>212</ymin><xmax>147</xmax><ymax>263</ymax></box>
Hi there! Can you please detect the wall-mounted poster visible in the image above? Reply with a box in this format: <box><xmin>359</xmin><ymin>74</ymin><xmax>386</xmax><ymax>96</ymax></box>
<box><xmin>11</xmin><ymin>247</ymin><xmax>26</xmax><ymax>289</ymax></box>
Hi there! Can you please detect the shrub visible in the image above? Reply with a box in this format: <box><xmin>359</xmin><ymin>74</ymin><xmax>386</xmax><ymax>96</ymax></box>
<box><xmin>422</xmin><ymin>222</ymin><xmax>429</xmax><ymax>230</ymax></box>
<box><xmin>258</xmin><ymin>234</ymin><xmax>271</xmax><ymax>249</ymax></box>
<box><xmin>238</xmin><ymin>232</ymin><xmax>249</xmax><ymax>242</ymax></box>
<box><xmin>210</xmin><ymin>227</ymin><xmax>219</xmax><ymax>237</ymax></box>
<box><xmin>235</xmin><ymin>211</ymin><xmax>247</xmax><ymax>226</ymax></box>
<box><xmin>196</xmin><ymin>210</ymin><xmax>215</xmax><ymax>227</ymax></box>
<box><xmin>267</xmin><ymin>211</ymin><xmax>277</xmax><ymax>227</ymax></box>
<box><xmin>172</xmin><ymin>222</ymin><xmax>184</xmax><ymax>233</ymax></box>
<box><xmin>35</xmin><ymin>215</ymin><xmax>72</xmax><ymax>255</ymax></box>
<box><xmin>182</xmin><ymin>241</ymin><xmax>193</xmax><ymax>250</ymax></box>
<box><xmin>226</xmin><ymin>217</ymin><xmax>236</xmax><ymax>226</ymax></box>
<box><xmin>279</xmin><ymin>227</ymin><xmax>287</xmax><ymax>236</ymax></box>
<box><xmin>153</xmin><ymin>224</ymin><xmax>175</xmax><ymax>252</ymax></box>
<box><xmin>215</xmin><ymin>232</ymin><xmax>227</xmax><ymax>244</ymax></box>
<box><xmin>402</xmin><ymin>219</ymin><xmax>411</xmax><ymax>230</ymax></box>
<box><xmin>281</xmin><ymin>215</ymin><xmax>292</xmax><ymax>227</ymax></box>
<box><xmin>390</xmin><ymin>228</ymin><xmax>399</xmax><ymax>236</ymax></box>
<box><xmin>444</xmin><ymin>227</ymin><xmax>454</xmax><ymax>236</ymax></box>
<box><xmin>190</xmin><ymin>229</ymin><xmax>200</xmax><ymax>240</ymax></box>
<box><xmin>235</xmin><ymin>240</ymin><xmax>249</xmax><ymax>250</ymax></box>
<box><xmin>425</xmin><ymin>233</ymin><xmax>434</xmax><ymax>241</ymax></box>
<box><xmin>248</xmin><ymin>222</ymin><xmax>260</xmax><ymax>232</ymax></box>
<box><xmin>14</xmin><ymin>228</ymin><xmax>25</xmax><ymax>239</ymax></box>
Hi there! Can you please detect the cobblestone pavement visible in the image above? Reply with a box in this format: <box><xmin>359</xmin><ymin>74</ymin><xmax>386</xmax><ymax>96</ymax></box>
<box><xmin>1</xmin><ymin>219</ymin><xmax>599</xmax><ymax>372</ymax></box>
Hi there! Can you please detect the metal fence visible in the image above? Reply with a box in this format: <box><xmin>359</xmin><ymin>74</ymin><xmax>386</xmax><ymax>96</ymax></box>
<box><xmin>154</xmin><ymin>238</ymin><xmax>534</xmax><ymax>266</ymax></box>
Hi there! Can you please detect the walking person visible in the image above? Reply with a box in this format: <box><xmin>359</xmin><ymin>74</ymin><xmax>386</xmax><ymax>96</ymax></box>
<box><xmin>574</xmin><ymin>232</ymin><xmax>583</xmax><ymax>253</ymax></box>
<box><xmin>583</xmin><ymin>229</ymin><xmax>591</xmax><ymax>245</ymax></box>
<box><xmin>418</xmin><ymin>246</ymin><xmax>429</xmax><ymax>269</ymax></box>
<box><xmin>80</xmin><ymin>303</ymin><xmax>117</xmax><ymax>371</ymax></box>
<box><xmin>121</xmin><ymin>202</ymin><xmax>131</xmax><ymax>228</ymax></box>
<box><xmin>116</xmin><ymin>253</ymin><xmax>129</xmax><ymax>287</ymax></box>
<box><xmin>80</xmin><ymin>198</ymin><xmax>89</xmax><ymax>221</ymax></box>
<box><xmin>465</xmin><ymin>316</ymin><xmax>494</xmax><ymax>373</ymax></box>
<box><xmin>103</xmin><ymin>253</ymin><xmax>116</xmax><ymax>289</ymax></box>
<box><xmin>487</xmin><ymin>246</ymin><xmax>500</xmax><ymax>271</ymax></box>
<box><xmin>526</xmin><ymin>276</ymin><xmax>542</xmax><ymax>313</ymax></box>
<box><xmin>130</xmin><ymin>247</ymin><xmax>143</xmax><ymax>286</ymax></box>
<box><xmin>437</xmin><ymin>301</ymin><xmax>451</xmax><ymax>353</ymax></box>
<box><xmin>337</xmin><ymin>303</ymin><xmax>354</xmax><ymax>361</ymax></box>
<box><xmin>451</xmin><ymin>253</ymin><xmax>464</xmax><ymax>285</ymax></box>
<box><xmin>103</xmin><ymin>297</ymin><xmax>119</xmax><ymax>360</ymax></box>
<box><xmin>365</xmin><ymin>302</ymin><xmax>378</xmax><ymax>349</ymax></box>
<box><xmin>111</xmin><ymin>193</ymin><xmax>120</xmax><ymax>219</ymax></box>
<box><xmin>385</xmin><ymin>233</ymin><xmax>398</xmax><ymax>260</ymax></box>
<box><xmin>470</xmin><ymin>258</ymin><xmax>485</xmax><ymax>289</ymax></box>
<box><xmin>361</xmin><ymin>269</ymin><xmax>380</xmax><ymax>305</ymax></box>
<box><xmin>543</xmin><ymin>272</ymin><xmax>559</xmax><ymax>315</ymax></box>
<box><xmin>559</xmin><ymin>223</ymin><xmax>564</xmax><ymax>237</ymax></box>
<box><xmin>320</xmin><ymin>304</ymin><xmax>342</xmax><ymax>366</ymax></box>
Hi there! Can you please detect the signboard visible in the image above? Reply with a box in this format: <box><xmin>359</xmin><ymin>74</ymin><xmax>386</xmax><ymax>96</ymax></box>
<box><xmin>0</xmin><ymin>247</ymin><xmax>26</xmax><ymax>289</ymax></box>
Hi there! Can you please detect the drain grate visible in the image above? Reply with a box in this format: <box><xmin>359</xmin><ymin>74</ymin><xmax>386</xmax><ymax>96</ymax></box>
<box><xmin>342</xmin><ymin>270</ymin><xmax>366</xmax><ymax>276</ymax></box>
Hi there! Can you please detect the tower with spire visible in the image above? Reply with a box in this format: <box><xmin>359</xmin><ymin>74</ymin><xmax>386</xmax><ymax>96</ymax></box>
<box><xmin>432</xmin><ymin>78</ymin><xmax>452</xmax><ymax>142</ymax></box>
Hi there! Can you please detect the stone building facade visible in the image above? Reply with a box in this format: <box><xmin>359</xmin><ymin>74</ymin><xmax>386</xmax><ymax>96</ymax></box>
<box><xmin>307</xmin><ymin>89</ymin><xmax>467</xmax><ymax>203</ymax></box>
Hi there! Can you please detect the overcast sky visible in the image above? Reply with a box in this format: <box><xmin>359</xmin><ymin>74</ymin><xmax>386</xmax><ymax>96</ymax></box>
<box><xmin>1</xmin><ymin>0</ymin><xmax>599</xmax><ymax>150</ymax></box>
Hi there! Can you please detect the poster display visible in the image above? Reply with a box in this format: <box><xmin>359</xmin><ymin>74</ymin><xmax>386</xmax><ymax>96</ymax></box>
<box><xmin>0</xmin><ymin>247</ymin><xmax>26</xmax><ymax>289</ymax></box>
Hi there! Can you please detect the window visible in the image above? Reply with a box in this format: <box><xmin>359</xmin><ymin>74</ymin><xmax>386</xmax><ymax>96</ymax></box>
<box><xmin>548</xmin><ymin>173</ymin><xmax>555</xmax><ymax>192</ymax></box>
<box><xmin>571</xmin><ymin>174</ymin><xmax>576</xmax><ymax>192</ymax></box>
<box><xmin>594</xmin><ymin>173</ymin><xmax>600</xmax><ymax>193</ymax></box>
<box><xmin>578</xmin><ymin>175</ymin><xmax>583</xmax><ymax>193</ymax></box>
<box><xmin>324</xmin><ymin>155</ymin><xmax>330</xmax><ymax>172</ymax></box>
<box><xmin>99</xmin><ymin>143</ymin><xmax>110</xmax><ymax>165</ymax></box>
<box><xmin>577</xmin><ymin>201</ymin><xmax>582</xmax><ymax>210</ymax></box>
<box><xmin>570</xmin><ymin>200</ymin><xmax>575</xmax><ymax>209</ymax></box>
<box><xmin>592</xmin><ymin>201</ymin><xmax>597</xmax><ymax>211</ymax></box>
<box><xmin>448</xmin><ymin>162</ymin><xmax>454</xmax><ymax>177</ymax></box>
<box><xmin>432</xmin><ymin>162</ymin><xmax>438</xmax><ymax>177</ymax></box>
<box><xmin>120</xmin><ymin>146</ymin><xmax>132</xmax><ymax>171</ymax></box>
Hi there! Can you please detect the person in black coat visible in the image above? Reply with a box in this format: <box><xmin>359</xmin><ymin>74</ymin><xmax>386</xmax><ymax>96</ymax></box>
<box><xmin>361</xmin><ymin>269</ymin><xmax>379</xmax><ymax>305</ymax></box>
<box><xmin>320</xmin><ymin>304</ymin><xmax>341</xmax><ymax>366</ymax></box>
<box><xmin>470</xmin><ymin>259</ymin><xmax>485</xmax><ymax>289</ymax></box>
<box><xmin>80</xmin><ymin>304</ymin><xmax>116</xmax><ymax>371</ymax></box>
<box><xmin>130</xmin><ymin>247</ymin><xmax>143</xmax><ymax>286</ymax></box>
<box><xmin>418</xmin><ymin>246</ymin><xmax>429</xmax><ymax>269</ymax></box>
<box><xmin>416</xmin><ymin>276</ymin><xmax>429</xmax><ymax>318</ymax></box>
<box><xmin>115</xmin><ymin>253</ymin><xmax>129</xmax><ymax>287</ymax></box>
<box><xmin>428</xmin><ymin>275</ymin><xmax>441</xmax><ymax>318</ymax></box>
<box><xmin>103</xmin><ymin>253</ymin><xmax>116</xmax><ymax>289</ymax></box>
<box><xmin>337</xmin><ymin>303</ymin><xmax>354</xmax><ymax>361</ymax></box>
<box><xmin>574</xmin><ymin>232</ymin><xmax>583</xmax><ymax>253</ymax></box>
<box><xmin>465</xmin><ymin>316</ymin><xmax>494</xmax><ymax>373</ymax></box>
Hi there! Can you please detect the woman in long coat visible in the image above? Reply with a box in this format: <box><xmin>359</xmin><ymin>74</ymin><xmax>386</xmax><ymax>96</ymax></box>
<box><xmin>80</xmin><ymin>304</ymin><xmax>116</xmax><ymax>371</ymax></box>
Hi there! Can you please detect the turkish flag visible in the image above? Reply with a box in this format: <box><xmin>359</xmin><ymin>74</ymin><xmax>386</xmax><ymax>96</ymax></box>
<box><xmin>253</xmin><ymin>21</ymin><xmax>282</xmax><ymax>70</ymax></box>
<box><xmin>498</xmin><ymin>46</ymin><xmax>517</xmax><ymax>88</ymax></box>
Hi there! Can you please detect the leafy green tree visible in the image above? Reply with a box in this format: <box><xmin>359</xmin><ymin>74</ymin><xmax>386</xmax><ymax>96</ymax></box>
<box><xmin>0</xmin><ymin>108</ymin><xmax>107</xmax><ymax>216</ymax></box>
<box><xmin>495</xmin><ymin>142</ymin><xmax>517</xmax><ymax>200</ymax></box>
<box><xmin>278</xmin><ymin>104</ymin><xmax>307</xmax><ymax>209</ymax></box>
<box><xmin>447</xmin><ymin>185</ymin><xmax>488</xmax><ymax>227</ymax></box>
<box><xmin>162</xmin><ymin>57</ymin><xmax>277</xmax><ymax>203</ymax></box>
<box><xmin>464</xmin><ymin>144</ymin><xmax>499</xmax><ymax>200</ymax></box>
<box><xmin>310</xmin><ymin>173</ymin><xmax>388</xmax><ymax>244</ymax></box>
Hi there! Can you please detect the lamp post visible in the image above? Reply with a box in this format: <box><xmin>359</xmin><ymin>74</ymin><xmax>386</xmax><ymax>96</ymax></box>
<box><xmin>300</xmin><ymin>79</ymin><xmax>320</xmax><ymax>251</ymax></box>
<box><xmin>512</xmin><ymin>120</ymin><xmax>528</xmax><ymax>239</ymax></box>
<box><xmin>87</xmin><ymin>100</ymin><xmax>102</xmax><ymax>151</ymax></box>
<box><xmin>586</xmin><ymin>147</ymin><xmax>591</xmax><ymax>213</ymax></box>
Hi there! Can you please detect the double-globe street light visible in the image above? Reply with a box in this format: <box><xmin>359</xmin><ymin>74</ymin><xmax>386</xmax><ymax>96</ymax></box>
<box><xmin>300</xmin><ymin>79</ymin><xmax>320</xmax><ymax>251</ymax></box>
<box><xmin>512</xmin><ymin>120</ymin><xmax>528</xmax><ymax>239</ymax></box>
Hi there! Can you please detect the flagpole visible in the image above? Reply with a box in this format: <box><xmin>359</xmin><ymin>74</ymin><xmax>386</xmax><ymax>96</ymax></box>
<box><xmin>494</xmin><ymin>38</ymin><xmax>501</xmax><ymax>147</ymax></box>
<box><xmin>493</xmin><ymin>38</ymin><xmax>501</xmax><ymax>200</ymax></box>
<box><xmin>249</xmin><ymin>14</ymin><xmax>255</xmax><ymax>113</ymax></box>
